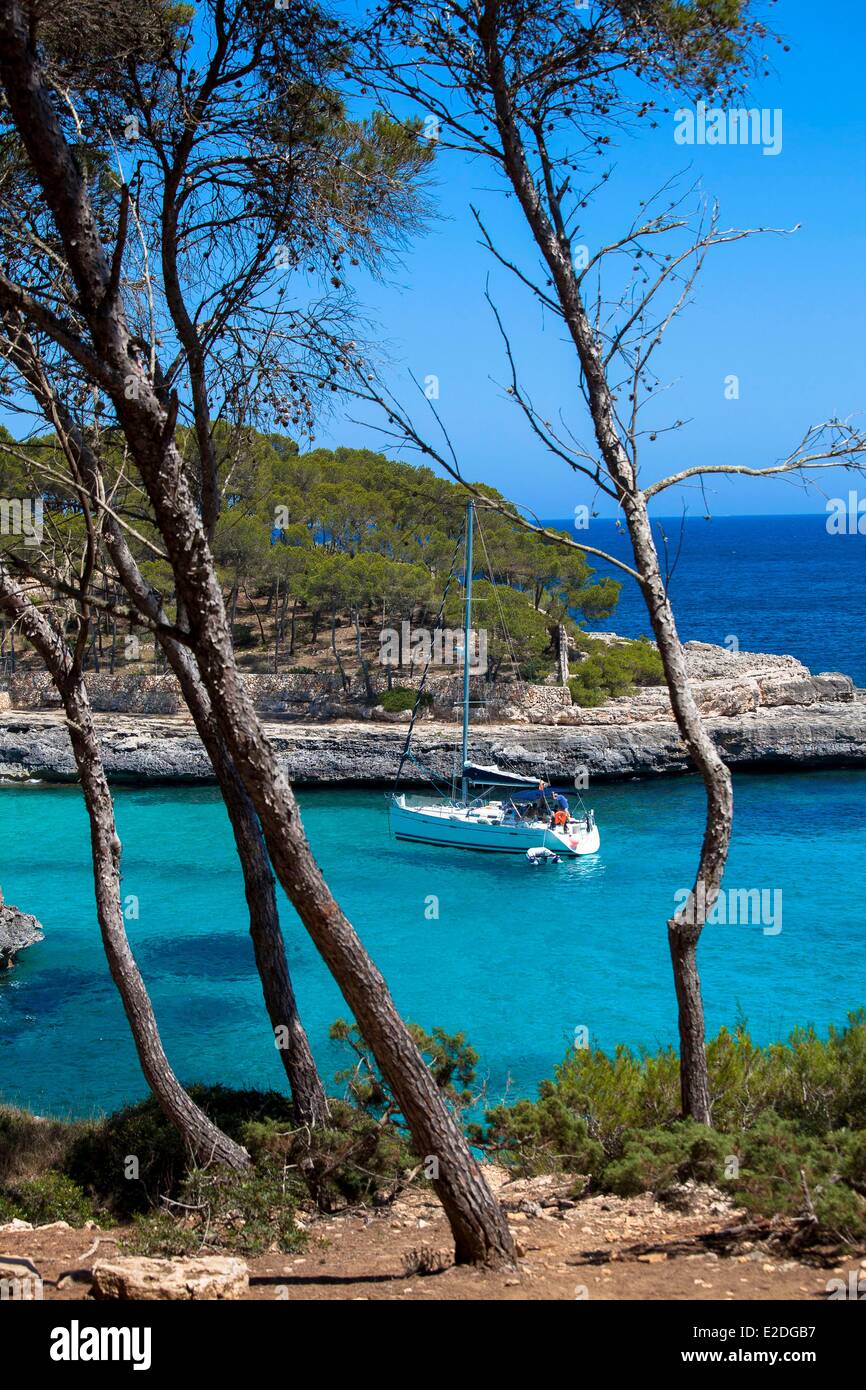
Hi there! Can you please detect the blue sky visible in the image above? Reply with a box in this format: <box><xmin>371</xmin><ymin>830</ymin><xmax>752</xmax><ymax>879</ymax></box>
<box><xmin>5</xmin><ymin>2</ymin><xmax>862</xmax><ymax>520</ymax></box>
<box><xmin>321</xmin><ymin>0</ymin><xmax>866</xmax><ymax>518</ymax></box>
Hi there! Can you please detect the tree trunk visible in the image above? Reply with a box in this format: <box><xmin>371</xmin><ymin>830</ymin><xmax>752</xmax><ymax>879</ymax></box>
<box><xmin>244</xmin><ymin>582</ymin><xmax>268</xmax><ymax>649</ymax></box>
<box><xmin>108</xmin><ymin>553</ymin><xmax>330</xmax><ymax>1130</ymax></box>
<box><xmin>622</xmin><ymin>498</ymin><xmax>731</xmax><ymax>1126</ymax></box>
<box><xmin>330</xmin><ymin>613</ymin><xmax>350</xmax><ymax>692</ymax></box>
<box><xmin>486</xmin><ymin>70</ymin><xmax>733</xmax><ymax>1123</ymax></box>
<box><xmin>0</xmin><ymin>10</ymin><xmax>516</xmax><ymax>1264</ymax></box>
<box><xmin>273</xmin><ymin>578</ymin><xmax>281</xmax><ymax>673</ymax></box>
<box><xmin>668</xmin><ymin>926</ymin><xmax>711</xmax><ymax>1122</ymax></box>
<box><xmin>353</xmin><ymin>608</ymin><xmax>375</xmax><ymax>702</ymax></box>
<box><xmin>555</xmin><ymin>623</ymin><xmax>569</xmax><ymax>685</ymax></box>
<box><xmin>289</xmin><ymin>597</ymin><xmax>298</xmax><ymax>656</ymax></box>
<box><xmin>3</xmin><ymin>340</ymin><xmax>329</xmax><ymax>1133</ymax></box>
<box><xmin>0</xmin><ymin>575</ymin><xmax>249</xmax><ymax>1169</ymax></box>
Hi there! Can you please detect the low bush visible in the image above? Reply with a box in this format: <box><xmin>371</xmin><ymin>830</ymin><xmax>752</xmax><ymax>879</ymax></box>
<box><xmin>0</xmin><ymin>1171</ymin><xmax>95</xmax><ymax>1226</ymax></box>
<box><xmin>473</xmin><ymin>1013</ymin><xmax>866</xmax><ymax>1244</ymax></box>
<box><xmin>123</xmin><ymin>1158</ymin><xmax>306</xmax><ymax>1258</ymax></box>
<box><xmin>244</xmin><ymin>1099</ymin><xmax>413</xmax><ymax>1211</ymax></box>
<box><xmin>64</xmin><ymin>1085</ymin><xmax>295</xmax><ymax>1217</ymax></box>
<box><xmin>378</xmin><ymin>686</ymin><xmax>433</xmax><ymax>713</ymax></box>
<box><xmin>569</xmin><ymin>636</ymin><xmax>665</xmax><ymax>707</ymax></box>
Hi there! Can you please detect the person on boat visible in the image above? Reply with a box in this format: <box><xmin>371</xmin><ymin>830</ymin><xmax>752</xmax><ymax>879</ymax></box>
<box><xmin>549</xmin><ymin>791</ymin><xmax>570</xmax><ymax>829</ymax></box>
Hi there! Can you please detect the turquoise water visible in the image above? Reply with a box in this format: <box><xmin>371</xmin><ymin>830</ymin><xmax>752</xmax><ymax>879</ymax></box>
<box><xmin>2</xmin><ymin>771</ymin><xmax>865</xmax><ymax>1118</ymax></box>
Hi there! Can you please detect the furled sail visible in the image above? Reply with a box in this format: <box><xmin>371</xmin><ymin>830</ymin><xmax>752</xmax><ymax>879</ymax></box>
<box><xmin>461</xmin><ymin>761</ymin><xmax>541</xmax><ymax>788</ymax></box>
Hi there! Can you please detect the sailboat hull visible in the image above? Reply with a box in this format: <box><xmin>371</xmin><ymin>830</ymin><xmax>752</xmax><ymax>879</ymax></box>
<box><xmin>389</xmin><ymin>796</ymin><xmax>600</xmax><ymax>857</ymax></box>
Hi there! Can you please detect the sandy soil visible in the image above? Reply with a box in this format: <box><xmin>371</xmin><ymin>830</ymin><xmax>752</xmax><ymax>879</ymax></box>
<box><xmin>2</xmin><ymin>1172</ymin><xmax>862</xmax><ymax>1302</ymax></box>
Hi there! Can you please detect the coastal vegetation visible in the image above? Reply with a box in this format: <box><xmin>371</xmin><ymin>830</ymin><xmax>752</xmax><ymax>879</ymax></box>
<box><xmin>568</xmin><ymin>635</ymin><xmax>665</xmax><ymax>707</ymax></box>
<box><xmin>3</xmin><ymin>1016</ymin><xmax>865</xmax><ymax>1253</ymax></box>
<box><xmin>0</xmin><ymin>427</ymin><xmax>622</xmax><ymax>684</ymax></box>
<box><xmin>476</xmin><ymin>1012</ymin><xmax>866</xmax><ymax>1241</ymax></box>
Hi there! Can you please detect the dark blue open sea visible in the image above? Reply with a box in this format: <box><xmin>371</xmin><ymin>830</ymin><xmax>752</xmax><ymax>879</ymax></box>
<box><xmin>551</xmin><ymin>514</ymin><xmax>866</xmax><ymax>686</ymax></box>
<box><xmin>1</xmin><ymin>515</ymin><xmax>864</xmax><ymax>1118</ymax></box>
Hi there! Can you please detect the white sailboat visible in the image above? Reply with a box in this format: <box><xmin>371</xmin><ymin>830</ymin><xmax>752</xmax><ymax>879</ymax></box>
<box><xmin>388</xmin><ymin>503</ymin><xmax>601</xmax><ymax>858</ymax></box>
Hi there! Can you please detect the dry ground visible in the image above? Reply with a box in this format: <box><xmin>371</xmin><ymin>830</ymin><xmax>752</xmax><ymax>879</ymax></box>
<box><xmin>2</xmin><ymin>1170</ymin><xmax>862</xmax><ymax>1302</ymax></box>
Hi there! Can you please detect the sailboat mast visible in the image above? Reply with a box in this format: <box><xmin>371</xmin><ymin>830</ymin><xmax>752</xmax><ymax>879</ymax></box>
<box><xmin>460</xmin><ymin>500</ymin><xmax>474</xmax><ymax>802</ymax></box>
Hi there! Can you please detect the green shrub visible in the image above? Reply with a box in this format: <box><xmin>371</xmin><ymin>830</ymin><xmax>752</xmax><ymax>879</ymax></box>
<box><xmin>471</xmin><ymin>1096</ymin><xmax>605</xmax><ymax>1180</ymax></box>
<box><xmin>475</xmin><ymin>1014</ymin><xmax>866</xmax><ymax>1244</ymax></box>
<box><xmin>569</xmin><ymin>636</ymin><xmax>665</xmax><ymax>707</ymax></box>
<box><xmin>123</xmin><ymin>1157</ymin><xmax>306</xmax><ymax>1258</ymax></box>
<box><xmin>121</xmin><ymin>1210</ymin><xmax>203</xmax><ymax>1258</ymax></box>
<box><xmin>378</xmin><ymin>686</ymin><xmax>433</xmax><ymax>713</ymax></box>
<box><xmin>604</xmin><ymin>1122</ymin><xmax>730</xmax><ymax>1197</ymax></box>
<box><xmin>0</xmin><ymin>1172</ymin><xmax>95</xmax><ymax>1226</ymax></box>
<box><xmin>245</xmin><ymin>1098</ymin><xmax>413</xmax><ymax>1210</ymax></box>
<box><xmin>64</xmin><ymin>1085</ymin><xmax>295</xmax><ymax>1217</ymax></box>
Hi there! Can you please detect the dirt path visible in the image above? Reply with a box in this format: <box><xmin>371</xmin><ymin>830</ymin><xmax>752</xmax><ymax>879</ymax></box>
<box><xmin>3</xmin><ymin>1173</ymin><xmax>861</xmax><ymax>1302</ymax></box>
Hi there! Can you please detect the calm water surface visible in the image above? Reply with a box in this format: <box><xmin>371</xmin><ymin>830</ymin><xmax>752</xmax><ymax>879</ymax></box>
<box><xmin>2</xmin><ymin>771</ymin><xmax>864</xmax><ymax>1117</ymax></box>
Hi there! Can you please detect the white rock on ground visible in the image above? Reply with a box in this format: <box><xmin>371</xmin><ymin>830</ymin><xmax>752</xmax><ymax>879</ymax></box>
<box><xmin>91</xmin><ymin>1255</ymin><xmax>249</xmax><ymax>1301</ymax></box>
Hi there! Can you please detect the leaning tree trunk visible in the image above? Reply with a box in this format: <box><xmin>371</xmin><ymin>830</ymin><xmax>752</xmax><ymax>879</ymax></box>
<box><xmin>0</xmin><ymin>576</ymin><xmax>248</xmax><ymax>1168</ymax></box>
<box><xmin>101</xmin><ymin>518</ymin><xmax>330</xmax><ymax>1129</ymax></box>
<box><xmin>488</xmin><ymin>74</ymin><xmax>734</xmax><ymax>1123</ymax></box>
<box><xmin>5</xmin><ymin>334</ymin><xmax>329</xmax><ymax>1130</ymax></box>
<box><xmin>0</xmin><ymin>6</ymin><xmax>516</xmax><ymax>1262</ymax></box>
<box><xmin>622</xmin><ymin>497</ymin><xmax>731</xmax><ymax>1124</ymax></box>
<box><xmin>122</xmin><ymin>507</ymin><xmax>516</xmax><ymax>1263</ymax></box>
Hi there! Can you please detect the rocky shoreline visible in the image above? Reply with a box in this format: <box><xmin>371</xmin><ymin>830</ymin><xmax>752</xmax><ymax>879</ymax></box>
<box><xmin>1</xmin><ymin>642</ymin><xmax>862</xmax><ymax>787</ymax></box>
<box><xmin>0</xmin><ymin>696</ymin><xmax>864</xmax><ymax>786</ymax></box>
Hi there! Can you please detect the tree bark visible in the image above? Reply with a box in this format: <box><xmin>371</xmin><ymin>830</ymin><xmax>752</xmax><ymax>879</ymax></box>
<box><xmin>353</xmin><ymin>608</ymin><xmax>375</xmax><ymax>702</ymax></box>
<box><xmin>101</xmin><ymin>523</ymin><xmax>330</xmax><ymax>1129</ymax></box>
<box><xmin>273</xmin><ymin>577</ymin><xmax>281</xmax><ymax>673</ymax></box>
<box><xmin>289</xmin><ymin>596</ymin><xmax>298</xmax><ymax>656</ymax></box>
<box><xmin>555</xmin><ymin>623</ymin><xmax>569</xmax><ymax>685</ymax></box>
<box><xmin>0</xmin><ymin>574</ymin><xmax>249</xmax><ymax>1168</ymax></box>
<box><xmin>330</xmin><ymin>612</ymin><xmax>350</xmax><ymax>692</ymax></box>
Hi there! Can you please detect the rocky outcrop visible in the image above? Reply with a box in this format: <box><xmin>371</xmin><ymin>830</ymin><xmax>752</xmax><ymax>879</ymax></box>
<box><xmin>91</xmin><ymin>1256</ymin><xmax>249</xmax><ymax>1300</ymax></box>
<box><xmin>0</xmin><ymin>890</ymin><xmax>44</xmax><ymax>970</ymax></box>
<box><xmin>554</xmin><ymin>643</ymin><xmax>856</xmax><ymax>726</ymax></box>
<box><xmin>1</xmin><ymin>641</ymin><xmax>862</xmax><ymax>786</ymax></box>
<box><xmin>0</xmin><ymin>692</ymin><xmax>864</xmax><ymax>786</ymax></box>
